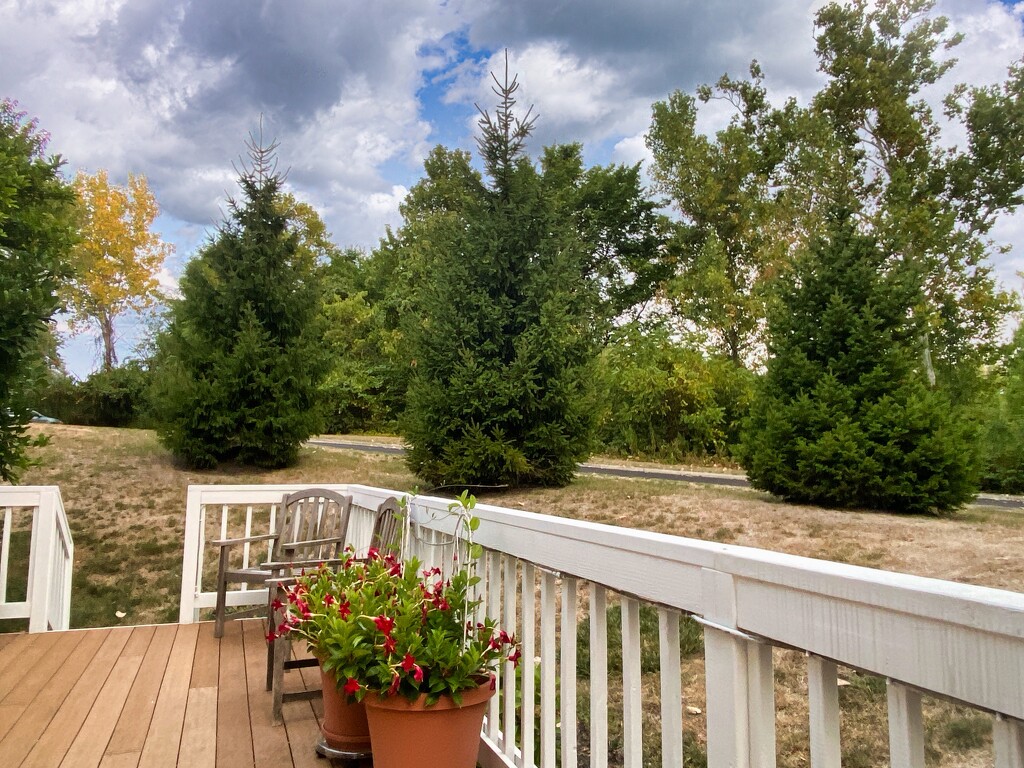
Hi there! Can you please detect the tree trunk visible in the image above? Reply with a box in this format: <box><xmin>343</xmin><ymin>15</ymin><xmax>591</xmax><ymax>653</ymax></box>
<box><xmin>100</xmin><ymin>312</ymin><xmax>117</xmax><ymax>371</ymax></box>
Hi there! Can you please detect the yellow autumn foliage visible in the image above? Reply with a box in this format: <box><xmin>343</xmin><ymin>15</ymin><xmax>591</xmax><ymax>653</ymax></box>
<box><xmin>66</xmin><ymin>170</ymin><xmax>174</xmax><ymax>369</ymax></box>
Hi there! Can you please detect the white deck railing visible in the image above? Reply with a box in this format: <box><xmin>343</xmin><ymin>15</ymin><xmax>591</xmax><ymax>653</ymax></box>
<box><xmin>180</xmin><ymin>484</ymin><xmax>1024</xmax><ymax>767</ymax></box>
<box><xmin>0</xmin><ymin>486</ymin><xmax>74</xmax><ymax>632</ymax></box>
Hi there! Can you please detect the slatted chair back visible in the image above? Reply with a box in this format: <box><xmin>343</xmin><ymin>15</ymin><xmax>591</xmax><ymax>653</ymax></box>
<box><xmin>369</xmin><ymin>496</ymin><xmax>403</xmax><ymax>557</ymax></box>
<box><xmin>276</xmin><ymin>488</ymin><xmax>352</xmax><ymax>565</ymax></box>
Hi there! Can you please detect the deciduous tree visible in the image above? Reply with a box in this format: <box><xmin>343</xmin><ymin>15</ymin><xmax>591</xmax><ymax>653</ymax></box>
<box><xmin>66</xmin><ymin>170</ymin><xmax>172</xmax><ymax>371</ymax></box>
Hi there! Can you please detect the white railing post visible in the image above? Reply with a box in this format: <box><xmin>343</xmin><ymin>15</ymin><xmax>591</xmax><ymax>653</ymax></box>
<box><xmin>658</xmin><ymin>608</ymin><xmax>683</xmax><ymax>767</ymax></box>
<box><xmin>179</xmin><ymin>486</ymin><xmax>204</xmax><ymax>623</ymax></box>
<box><xmin>621</xmin><ymin>596</ymin><xmax>643</xmax><ymax>768</ymax></box>
<box><xmin>26</xmin><ymin>489</ymin><xmax>58</xmax><ymax>632</ymax></box>
<box><xmin>995</xmin><ymin>715</ymin><xmax>1024</xmax><ymax>768</ymax></box>
<box><xmin>887</xmin><ymin>680</ymin><xmax>925</xmax><ymax>768</ymax></box>
<box><xmin>0</xmin><ymin>505</ymin><xmax>11</xmax><ymax>604</ymax></box>
<box><xmin>590</xmin><ymin>584</ymin><xmax>609</xmax><ymax>768</ymax></box>
<box><xmin>702</xmin><ymin>567</ymin><xmax>776</xmax><ymax>768</ymax></box>
<box><xmin>807</xmin><ymin>655</ymin><xmax>842</xmax><ymax>768</ymax></box>
<box><xmin>560</xmin><ymin>576</ymin><xmax>578</xmax><ymax>768</ymax></box>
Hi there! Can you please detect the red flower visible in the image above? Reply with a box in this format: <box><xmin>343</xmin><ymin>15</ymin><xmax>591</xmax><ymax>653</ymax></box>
<box><xmin>489</xmin><ymin>673</ymin><xmax>497</xmax><ymax>691</ymax></box>
<box><xmin>382</xmin><ymin>636</ymin><xmax>397</xmax><ymax>655</ymax></box>
<box><xmin>388</xmin><ymin>673</ymin><xmax>401</xmax><ymax>695</ymax></box>
<box><xmin>323</xmin><ymin>594</ymin><xmax>336</xmax><ymax>607</ymax></box>
<box><xmin>412</xmin><ymin>664</ymin><xmax>424</xmax><ymax>682</ymax></box>
<box><xmin>338</xmin><ymin>600</ymin><xmax>351</xmax><ymax>619</ymax></box>
<box><xmin>374</xmin><ymin>614</ymin><xmax>395</xmax><ymax>635</ymax></box>
<box><xmin>508</xmin><ymin>649</ymin><xmax>522</xmax><ymax>667</ymax></box>
<box><xmin>343</xmin><ymin>677</ymin><xmax>361</xmax><ymax>695</ymax></box>
<box><xmin>367</xmin><ymin>547</ymin><xmax>381</xmax><ymax>561</ymax></box>
<box><xmin>270</xmin><ymin>598</ymin><xmax>284</xmax><ymax>611</ymax></box>
<box><xmin>401</xmin><ymin>652</ymin><xmax>416</xmax><ymax>672</ymax></box>
<box><xmin>265</xmin><ymin>631</ymin><xmax>277</xmax><ymax>643</ymax></box>
<box><xmin>388</xmin><ymin>562</ymin><xmax>402</xmax><ymax>577</ymax></box>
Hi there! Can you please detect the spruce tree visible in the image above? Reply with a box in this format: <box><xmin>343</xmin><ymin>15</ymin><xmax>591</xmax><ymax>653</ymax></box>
<box><xmin>739</xmin><ymin>211</ymin><xmax>977</xmax><ymax>513</ymax></box>
<box><xmin>154</xmin><ymin>134</ymin><xmax>324</xmax><ymax>468</ymax></box>
<box><xmin>400</xmin><ymin>64</ymin><xmax>597</xmax><ymax>488</ymax></box>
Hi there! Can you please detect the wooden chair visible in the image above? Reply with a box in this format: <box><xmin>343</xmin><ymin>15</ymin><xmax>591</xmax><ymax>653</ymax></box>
<box><xmin>212</xmin><ymin>488</ymin><xmax>353</xmax><ymax>640</ymax></box>
<box><xmin>268</xmin><ymin>495</ymin><xmax>405</xmax><ymax>723</ymax></box>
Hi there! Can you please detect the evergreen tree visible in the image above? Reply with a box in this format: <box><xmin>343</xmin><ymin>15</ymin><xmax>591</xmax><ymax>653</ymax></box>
<box><xmin>153</xmin><ymin>134</ymin><xmax>324</xmax><ymax>468</ymax></box>
<box><xmin>740</xmin><ymin>211</ymin><xmax>976</xmax><ymax>513</ymax></box>
<box><xmin>400</xmin><ymin>63</ymin><xmax>598</xmax><ymax>488</ymax></box>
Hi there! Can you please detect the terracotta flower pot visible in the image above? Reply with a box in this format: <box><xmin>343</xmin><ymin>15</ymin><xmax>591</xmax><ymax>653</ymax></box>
<box><xmin>319</xmin><ymin>666</ymin><xmax>372</xmax><ymax>756</ymax></box>
<box><xmin>363</xmin><ymin>682</ymin><xmax>495</xmax><ymax>768</ymax></box>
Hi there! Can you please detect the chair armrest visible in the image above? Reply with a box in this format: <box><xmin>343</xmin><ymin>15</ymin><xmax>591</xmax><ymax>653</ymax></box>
<box><xmin>278</xmin><ymin>535</ymin><xmax>347</xmax><ymax>551</ymax></box>
<box><xmin>261</xmin><ymin>556</ymin><xmax>347</xmax><ymax>571</ymax></box>
<box><xmin>210</xmin><ymin>533</ymin><xmax>279</xmax><ymax>548</ymax></box>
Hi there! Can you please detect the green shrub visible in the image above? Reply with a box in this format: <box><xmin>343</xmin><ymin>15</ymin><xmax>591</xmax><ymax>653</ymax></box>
<box><xmin>595</xmin><ymin>323</ymin><xmax>753</xmax><ymax>460</ymax></box>
<box><xmin>31</xmin><ymin>363</ymin><xmax>154</xmax><ymax>428</ymax></box>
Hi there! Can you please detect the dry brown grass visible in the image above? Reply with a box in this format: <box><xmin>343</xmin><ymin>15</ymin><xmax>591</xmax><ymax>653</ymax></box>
<box><xmin>11</xmin><ymin>424</ymin><xmax>1023</xmax><ymax>767</ymax></box>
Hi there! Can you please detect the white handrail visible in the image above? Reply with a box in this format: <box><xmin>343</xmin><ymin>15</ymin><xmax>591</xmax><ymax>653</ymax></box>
<box><xmin>0</xmin><ymin>486</ymin><xmax>73</xmax><ymax>632</ymax></box>
<box><xmin>180</xmin><ymin>484</ymin><xmax>1024</xmax><ymax>767</ymax></box>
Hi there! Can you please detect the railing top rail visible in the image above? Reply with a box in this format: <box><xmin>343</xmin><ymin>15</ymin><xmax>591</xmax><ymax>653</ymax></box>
<box><xmin>0</xmin><ymin>486</ymin><xmax>62</xmax><ymax>508</ymax></box>
<box><xmin>375</xmin><ymin>487</ymin><xmax>1024</xmax><ymax>639</ymax></box>
<box><xmin>187</xmin><ymin>484</ymin><xmax>1024</xmax><ymax>637</ymax></box>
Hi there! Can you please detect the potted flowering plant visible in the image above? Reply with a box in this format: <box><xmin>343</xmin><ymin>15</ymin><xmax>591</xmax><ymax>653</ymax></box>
<box><xmin>274</xmin><ymin>493</ymin><xmax>519</xmax><ymax>768</ymax></box>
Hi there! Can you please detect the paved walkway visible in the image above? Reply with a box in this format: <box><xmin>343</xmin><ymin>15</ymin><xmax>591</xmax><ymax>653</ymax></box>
<box><xmin>309</xmin><ymin>438</ymin><xmax>1024</xmax><ymax>509</ymax></box>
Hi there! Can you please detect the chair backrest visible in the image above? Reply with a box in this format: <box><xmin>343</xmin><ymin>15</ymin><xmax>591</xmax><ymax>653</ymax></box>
<box><xmin>370</xmin><ymin>497</ymin><xmax>403</xmax><ymax>557</ymax></box>
<box><xmin>276</xmin><ymin>488</ymin><xmax>353</xmax><ymax>563</ymax></box>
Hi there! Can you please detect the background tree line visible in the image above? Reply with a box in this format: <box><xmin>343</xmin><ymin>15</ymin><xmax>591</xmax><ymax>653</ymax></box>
<box><xmin>5</xmin><ymin>0</ymin><xmax>1024</xmax><ymax>512</ymax></box>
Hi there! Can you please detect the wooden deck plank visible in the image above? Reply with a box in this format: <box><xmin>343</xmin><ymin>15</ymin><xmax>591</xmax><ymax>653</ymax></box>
<box><xmin>215</xmin><ymin>620</ymin><xmax>254</xmax><ymax>768</ymax></box>
<box><xmin>137</xmin><ymin>622</ymin><xmax>200</xmax><ymax>768</ymax></box>
<box><xmin>105</xmin><ymin>624</ymin><xmax>178</xmax><ymax>757</ymax></box>
<box><xmin>0</xmin><ymin>628</ymin><xmax>111</xmax><ymax>765</ymax></box>
<box><xmin>0</xmin><ymin>622</ymin><xmax>354</xmax><ymax>767</ymax></box>
<box><xmin>58</xmin><ymin>627</ymin><xmax>154</xmax><ymax>767</ymax></box>
<box><xmin>0</xmin><ymin>631</ymin><xmax>23</xmax><ymax>652</ymax></box>
<box><xmin>177</xmin><ymin>686</ymin><xmax>218</xmax><ymax>768</ymax></box>
<box><xmin>99</xmin><ymin>753</ymin><xmax>142</xmax><ymax>768</ymax></box>
<box><xmin>0</xmin><ymin>629</ymin><xmax>86</xmax><ymax>740</ymax></box>
<box><xmin>0</xmin><ymin>630</ymin><xmax>60</xmax><ymax>702</ymax></box>
<box><xmin>190</xmin><ymin>622</ymin><xmax>220</xmax><ymax>689</ymax></box>
<box><xmin>241</xmin><ymin>620</ymin><xmax>293</xmax><ymax>768</ymax></box>
<box><xmin>20</xmin><ymin>626</ymin><xmax>134</xmax><ymax>768</ymax></box>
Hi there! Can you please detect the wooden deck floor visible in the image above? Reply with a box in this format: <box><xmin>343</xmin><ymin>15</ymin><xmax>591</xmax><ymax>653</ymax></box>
<box><xmin>0</xmin><ymin>620</ymin><xmax>358</xmax><ymax>768</ymax></box>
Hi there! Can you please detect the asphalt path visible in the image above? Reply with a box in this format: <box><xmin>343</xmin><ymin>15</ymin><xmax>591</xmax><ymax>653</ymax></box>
<box><xmin>308</xmin><ymin>438</ymin><xmax>1023</xmax><ymax>509</ymax></box>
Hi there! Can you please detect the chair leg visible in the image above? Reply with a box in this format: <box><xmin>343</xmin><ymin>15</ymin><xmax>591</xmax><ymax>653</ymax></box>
<box><xmin>266</xmin><ymin>585</ymin><xmax>279</xmax><ymax>692</ymax></box>
<box><xmin>272</xmin><ymin>634</ymin><xmax>288</xmax><ymax>725</ymax></box>
<box><xmin>214</xmin><ymin>548</ymin><xmax>230</xmax><ymax>639</ymax></box>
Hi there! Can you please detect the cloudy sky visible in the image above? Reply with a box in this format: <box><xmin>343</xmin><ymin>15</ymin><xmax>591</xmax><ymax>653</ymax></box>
<box><xmin>2</xmin><ymin>0</ymin><xmax>1022</xmax><ymax>376</ymax></box>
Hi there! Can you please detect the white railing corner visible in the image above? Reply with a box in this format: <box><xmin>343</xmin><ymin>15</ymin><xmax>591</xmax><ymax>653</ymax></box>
<box><xmin>1</xmin><ymin>486</ymin><xmax>73</xmax><ymax>633</ymax></box>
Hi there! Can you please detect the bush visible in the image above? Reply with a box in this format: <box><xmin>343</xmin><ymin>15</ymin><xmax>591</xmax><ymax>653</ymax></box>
<box><xmin>978</xmin><ymin>331</ymin><xmax>1024</xmax><ymax>493</ymax></box>
<box><xmin>595</xmin><ymin>324</ymin><xmax>753</xmax><ymax>461</ymax></box>
<box><xmin>31</xmin><ymin>363</ymin><xmax>153</xmax><ymax>428</ymax></box>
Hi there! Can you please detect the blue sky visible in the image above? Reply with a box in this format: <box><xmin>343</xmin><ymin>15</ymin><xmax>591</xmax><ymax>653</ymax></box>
<box><xmin>2</xmin><ymin>0</ymin><xmax>1022</xmax><ymax>377</ymax></box>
